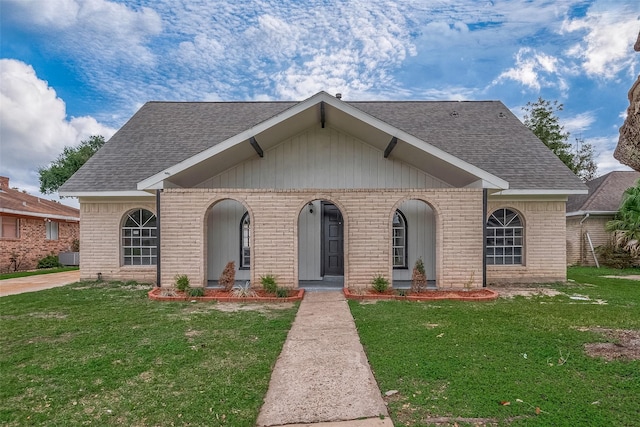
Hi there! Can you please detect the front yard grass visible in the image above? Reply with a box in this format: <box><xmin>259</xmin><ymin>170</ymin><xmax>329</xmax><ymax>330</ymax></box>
<box><xmin>350</xmin><ymin>267</ymin><xmax>640</xmax><ymax>426</ymax></box>
<box><xmin>0</xmin><ymin>266</ymin><xmax>79</xmax><ymax>280</ymax></box>
<box><xmin>0</xmin><ymin>280</ymin><xmax>298</xmax><ymax>426</ymax></box>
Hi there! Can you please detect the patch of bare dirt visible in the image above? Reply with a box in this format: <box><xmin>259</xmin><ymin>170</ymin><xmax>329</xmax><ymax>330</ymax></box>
<box><xmin>601</xmin><ymin>275</ymin><xmax>640</xmax><ymax>281</ymax></box>
<box><xmin>490</xmin><ymin>284</ymin><xmax>563</xmax><ymax>299</ymax></box>
<box><xmin>578</xmin><ymin>327</ymin><xmax>640</xmax><ymax>361</ymax></box>
<box><xmin>182</xmin><ymin>302</ymin><xmax>294</xmax><ymax>314</ymax></box>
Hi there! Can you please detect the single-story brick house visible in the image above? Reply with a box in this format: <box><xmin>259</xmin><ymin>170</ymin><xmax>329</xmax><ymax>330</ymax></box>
<box><xmin>60</xmin><ymin>92</ymin><xmax>586</xmax><ymax>289</ymax></box>
<box><xmin>566</xmin><ymin>171</ymin><xmax>640</xmax><ymax>266</ymax></box>
<box><xmin>0</xmin><ymin>176</ymin><xmax>80</xmax><ymax>272</ymax></box>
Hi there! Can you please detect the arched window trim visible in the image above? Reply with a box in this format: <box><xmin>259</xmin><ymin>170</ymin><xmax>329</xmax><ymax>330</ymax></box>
<box><xmin>122</xmin><ymin>208</ymin><xmax>157</xmax><ymax>266</ymax></box>
<box><xmin>486</xmin><ymin>208</ymin><xmax>524</xmax><ymax>266</ymax></box>
<box><xmin>239</xmin><ymin>212</ymin><xmax>250</xmax><ymax>270</ymax></box>
<box><xmin>392</xmin><ymin>209</ymin><xmax>408</xmax><ymax>269</ymax></box>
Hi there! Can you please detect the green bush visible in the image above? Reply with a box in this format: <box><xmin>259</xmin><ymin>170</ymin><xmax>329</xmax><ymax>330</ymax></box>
<box><xmin>188</xmin><ymin>287</ymin><xmax>205</xmax><ymax>297</ymax></box>
<box><xmin>275</xmin><ymin>287</ymin><xmax>289</xmax><ymax>298</ymax></box>
<box><xmin>37</xmin><ymin>254</ymin><xmax>62</xmax><ymax>269</ymax></box>
<box><xmin>174</xmin><ymin>274</ymin><xmax>190</xmax><ymax>292</ymax></box>
<box><xmin>596</xmin><ymin>243</ymin><xmax>638</xmax><ymax>269</ymax></box>
<box><xmin>371</xmin><ymin>274</ymin><xmax>389</xmax><ymax>293</ymax></box>
<box><xmin>260</xmin><ymin>275</ymin><xmax>278</xmax><ymax>294</ymax></box>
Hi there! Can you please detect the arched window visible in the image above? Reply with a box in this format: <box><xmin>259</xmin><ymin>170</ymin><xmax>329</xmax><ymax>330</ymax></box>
<box><xmin>122</xmin><ymin>209</ymin><xmax>157</xmax><ymax>265</ymax></box>
<box><xmin>392</xmin><ymin>210</ymin><xmax>407</xmax><ymax>268</ymax></box>
<box><xmin>240</xmin><ymin>212</ymin><xmax>250</xmax><ymax>269</ymax></box>
<box><xmin>486</xmin><ymin>208</ymin><xmax>523</xmax><ymax>265</ymax></box>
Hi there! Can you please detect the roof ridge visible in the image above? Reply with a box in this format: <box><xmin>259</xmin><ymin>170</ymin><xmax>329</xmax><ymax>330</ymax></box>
<box><xmin>580</xmin><ymin>173</ymin><xmax>612</xmax><ymax>211</ymax></box>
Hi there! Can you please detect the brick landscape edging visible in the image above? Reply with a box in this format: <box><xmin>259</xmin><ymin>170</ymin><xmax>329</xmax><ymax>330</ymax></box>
<box><xmin>148</xmin><ymin>288</ymin><xmax>305</xmax><ymax>302</ymax></box>
<box><xmin>343</xmin><ymin>288</ymin><xmax>499</xmax><ymax>301</ymax></box>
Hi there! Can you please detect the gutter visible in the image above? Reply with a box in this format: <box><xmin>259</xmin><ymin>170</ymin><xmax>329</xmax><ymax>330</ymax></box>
<box><xmin>566</xmin><ymin>210</ymin><xmax>617</xmax><ymax>218</ymax></box>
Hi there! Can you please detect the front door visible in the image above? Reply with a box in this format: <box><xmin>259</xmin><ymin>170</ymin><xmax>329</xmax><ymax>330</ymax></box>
<box><xmin>322</xmin><ymin>202</ymin><xmax>344</xmax><ymax>276</ymax></box>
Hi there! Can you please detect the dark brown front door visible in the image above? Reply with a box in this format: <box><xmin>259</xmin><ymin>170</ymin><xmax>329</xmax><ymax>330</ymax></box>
<box><xmin>322</xmin><ymin>202</ymin><xmax>344</xmax><ymax>276</ymax></box>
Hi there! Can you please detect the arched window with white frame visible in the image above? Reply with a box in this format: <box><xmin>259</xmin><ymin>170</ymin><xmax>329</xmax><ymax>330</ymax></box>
<box><xmin>486</xmin><ymin>208</ymin><xmax>523</xmax><ymax>265</ymax></box>
<box><xmin>240</xmin><ymin>212</ymin><xmax>250</xmax><ymax>269</ymax></box>
<box><xmin>122</xmin><ymin>208</ymin><xmax>157</xmax><ymax>266</ymax></box>
<box><xmin>392</xmin><ymin>210</ymin><xmax>408</xmax><ymax>269</ymax></box>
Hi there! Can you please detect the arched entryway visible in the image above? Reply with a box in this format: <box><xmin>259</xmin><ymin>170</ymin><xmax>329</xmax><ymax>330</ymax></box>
<box><xmin>391</xmin><ymin>199</ymin><xmax>436</xmax><ymax>289</ymax></box>
<box><xmin>205</xmin><ymin>199</ymin><xmax>250</xmax><ymax>287</ymax></box>
<box><xmin>297</xmin><ymin>199</ymin><xmax>345</xmax><ymax>289</ymax></box>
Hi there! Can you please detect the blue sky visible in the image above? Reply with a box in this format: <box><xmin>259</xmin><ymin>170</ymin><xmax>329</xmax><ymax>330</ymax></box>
<box><xmin>1</xmin><ymin>0</ymin><xmax>638</xmax><ymax>204</ymax></box>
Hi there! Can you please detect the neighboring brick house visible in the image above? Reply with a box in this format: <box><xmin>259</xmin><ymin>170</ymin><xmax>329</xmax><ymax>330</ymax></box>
<box><xmin>60</xmin><ymin>92</ymin><xmax>586</xmax><ymax>288</ymax></box>
<box><xmin>566</xmin><ymin>171</ymin><xmax>640</xmax><ymax>266</ymax></box>
<box><xmin>0</xmin><ymin>176</ymin><xmax>80</xmax><ymax>272</ymax></box>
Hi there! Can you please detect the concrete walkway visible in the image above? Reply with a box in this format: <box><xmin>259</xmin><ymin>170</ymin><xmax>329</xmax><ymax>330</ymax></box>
<box><xmin>256</xmin><ymin>291</ymin><xmax>392</xmax><ymax>427</ymax></box>
<box><xmin>0</xmin><ymin>270</ymin><xmax>80</xmax><ymax>297</ymax></box>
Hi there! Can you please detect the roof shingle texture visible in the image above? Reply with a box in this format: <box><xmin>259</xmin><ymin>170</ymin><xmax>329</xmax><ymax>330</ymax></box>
<box><xmin>0</xmin><ymin>179</ymin><xmax>80</xmax><ymax>219</ymax></box>
<box><xmin>566</xmin><ymin>171</ymin><xmax>640</xmax><ymax>213</ymax></box>
<box><xmin>60</xmin><ymin>99</ymin><xmax>586</xmax><ymax>193</ymax></box>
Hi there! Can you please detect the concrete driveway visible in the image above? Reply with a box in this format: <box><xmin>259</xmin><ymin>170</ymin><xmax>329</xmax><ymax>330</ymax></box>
<box><xmin>0</xmin><ymin>270</ymin><xmax>81</xmax><ymax>297</ymax></box>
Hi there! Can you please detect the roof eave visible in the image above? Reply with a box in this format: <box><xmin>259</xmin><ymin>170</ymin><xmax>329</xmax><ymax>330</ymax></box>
<box><xmin>492</xmin><ymin>189</ymin><xmax>588</xmax><ymax>196</ymax></box>
<box><xmin>0</xmin><ymin>208</ymin><xmax>79</xmax><ymax>222</ymax></box>
<box><xmin>566</xmin><ymin>210</ymin><xmax>617</xmax><ymax>217</ymax></box>
<box><xmin>59</xmin><ymin>190</ymin><xmax>154</xmax><ymax>198</ymax></box>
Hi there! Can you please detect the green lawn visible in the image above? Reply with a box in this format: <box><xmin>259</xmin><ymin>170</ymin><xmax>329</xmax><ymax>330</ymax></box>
<box><xmin>350</xmin><ymin>267</ymin><xmax>640</xmax><ymax>426</ymax></box>
<box><xmin>0</xmin><ymin>267</ymin><xmax>79</xmax><ymax>280</ymax></box>
<box><xmin>0</xmin><ymin>281</ymin><xmax>298</xmax><ymax>426</ymax></box>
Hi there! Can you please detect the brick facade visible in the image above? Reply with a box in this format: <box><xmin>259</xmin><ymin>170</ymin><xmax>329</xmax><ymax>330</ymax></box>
<box><xmin>566</xmin><ymin>215</ymin><xmax>612</xmax><ymax>266</ymax></box>
<box><xmin>77</xmin><ymin>197</ymin><xmax>157</xmax><ymax>283</ymax></box>
<box><xmin>0</xmin><ymin>215</ymin><xmax>79</xmax><ymax>272</ymax></box>
<box><xmin>486</xmin><ymin>197</ymin><xmax>567</xmax><ymax>283</ymax></box>
<box><xmin>78</xmin><ymin>191</ymin><xmax>570</xmax><ymax>287</ymax></box>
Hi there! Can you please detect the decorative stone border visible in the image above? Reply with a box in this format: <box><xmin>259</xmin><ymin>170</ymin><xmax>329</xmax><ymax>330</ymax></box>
<box><xmin>343</xmin><ymin>288</ymin><xmax>499</xmax><ymax>302</ymax></box>
<box><xmin>148</xmin><ymin>288</ymin><xmax>305</xmax><ymax>302</ymax></box>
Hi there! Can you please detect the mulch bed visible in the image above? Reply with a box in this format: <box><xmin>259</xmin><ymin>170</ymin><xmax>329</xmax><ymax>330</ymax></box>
<box><xmin>148</xmin><ymin>288</ymin><xmax>304</xmax><ymax>302</ymax></box>
<box><xmin>344</xmin><ymin>288</ymin><xmax>498</xmax><ymax>301</ymax></box>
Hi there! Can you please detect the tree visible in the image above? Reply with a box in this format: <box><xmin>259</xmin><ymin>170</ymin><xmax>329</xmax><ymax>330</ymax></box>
<box><xmin>606</xmin><ymin>180</ymin><xmax>640</xmax><ymax>256</ymax></box>
<box><xmin>39</xmin><ymin>135</ymin><xmax>105</xmax><ymax>194</ymax></box>
<box><xmin>523</xmin><ymin>98</ymin><xmax>597</xmax><ymax>181</ymax></box>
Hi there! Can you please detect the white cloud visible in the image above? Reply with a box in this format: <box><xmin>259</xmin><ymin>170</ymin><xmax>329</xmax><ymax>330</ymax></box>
<box><xmin>492</xmin><ymin>47</ymin><xmax>568</xmax><ymax>92</ymax></box>
<box><xmin>561</xmin><ymin>3</ymin><xmax>639</xmax><ymax>78</ymax></box>
<box><xmin>3</xmin><ymin>0</ymin><xmax>162</xmax><ymax>67</ymax></box>
<box><xmin>563</xmin><ymin>111</ymin><xmax>596</xmax><ymax>134</ymax></box>
<box><xmin>0</xmin><ymin>59</ymin><xmax>116</xmax><ymax>200</ymax></box>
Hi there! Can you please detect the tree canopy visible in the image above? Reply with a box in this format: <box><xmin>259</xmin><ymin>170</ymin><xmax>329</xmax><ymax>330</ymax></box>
<box><xmin>523</xmin><ymin>98</ymin><xmax>597</xmax><ymax>181</ymax></box>
<box><xmin>39</xmin><ymin>135</ymin><xmax>105</xmax><ymax>194</ymax></box>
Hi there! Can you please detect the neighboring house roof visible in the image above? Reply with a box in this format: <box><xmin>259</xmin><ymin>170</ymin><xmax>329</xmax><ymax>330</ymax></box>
<box><xmin>566</xmin><ymin>171</ymin><xmax>640</xmax><ymax>216</ymax></box>
<box><xmin>0</xmin><ymin>176</ymin><xmax>80</xmax><ymax>221</ymax></box>
<box><xmin>60</xmin><ymin>91</ymin><xmax>586</xmax><ymax>196</ymax></box>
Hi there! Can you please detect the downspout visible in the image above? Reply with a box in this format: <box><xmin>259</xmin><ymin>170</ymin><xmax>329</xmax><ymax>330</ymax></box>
<box><xmin>482</xmin><ymin>189</ymin><xmax>487</xmax><ymax>288</ymax></box>
<box><xmin>156</xmin><ymin>189</ymin><xmax>161</xmax><ymax>287</ymax></box>
<box><xmin>579</xmin><ymin>213</ymin><xmax>589</xmax><ymax>265</ymax></box>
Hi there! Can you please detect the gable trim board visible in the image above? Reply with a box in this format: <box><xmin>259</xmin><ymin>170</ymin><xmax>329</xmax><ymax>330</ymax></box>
<box><xmin>59</xmin><ymin>92</ymin><xmax>587</xmax><ymax>287</ymax></box>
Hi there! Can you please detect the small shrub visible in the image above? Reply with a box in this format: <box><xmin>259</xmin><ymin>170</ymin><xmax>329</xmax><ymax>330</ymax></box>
<box><xmin>37</xmin><ymin>254</ymin><xmax>62</xmax><ymax>269</ymax></box>
<box><xmin>188</xmin><ymin>287</ymin><xmax>205</xmax><ymax>297</ymax></box>
<box><xmin>396</xmin><ymin>289</ymin><xmax>408</xmax><ymax>297</ymax></box>
<box><xmin>174</xmin><ymin>274</ymin><xmax>190</xmax><ymax>292</ymax></box>
<box><xmin>596</xmin><ymin>243</ymin><xmax>638</xmax><ymax>269</ymax></box>
<box><xmin>219</xmin><ymin>261</ymin><xmax>236</xmax><ymax>291</ymax></box>
<box><xmin>371</xmin><ymin>274</ymin><xmax>389</xmax><ymax>293</ymax></box>
<box><xmin>275</xmin><ymin>287</ymin><xmax>289</xmax><ymax>298</ymax></box>
<box><xmin>261</xmin><ymin>274</ymin><xmax>278</xmax><ymax>294</ymax></box>
<box><xmin>232</xmin><ymin>281</ymin><xmax>257</xmax><ymax>298</ymax></box>
<box><xmin>411</xmin><ymin>257</ymin><xmax>428</xmax><ymax>293</ymax></box>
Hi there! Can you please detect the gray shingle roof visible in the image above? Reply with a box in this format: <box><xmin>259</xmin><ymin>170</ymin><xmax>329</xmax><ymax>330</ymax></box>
<box><xmin>566</xmin><ymin>171</ymin><xmax>640</xmax><ymax>214</ymax></box>
<box><xmin>60</xmin><ymin>95</ymin><xmax>586</xmax><ymax>193</ymax></box>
